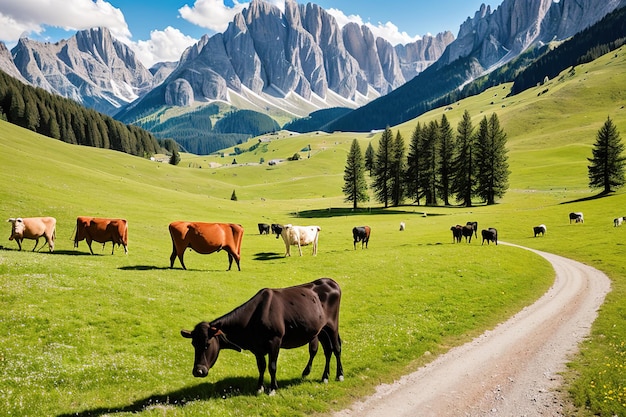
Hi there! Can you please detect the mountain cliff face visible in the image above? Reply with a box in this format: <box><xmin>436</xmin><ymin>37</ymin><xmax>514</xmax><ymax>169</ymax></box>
<box><xmin>8</xmin><ymin>28</ymin><xmax>154</xmax><ymax>115</ymax></box>
<box><xmin>439</xmin><ymin>0</ymin><xmax>626</xmax><ymax>72</ymax></box>
<box><xmin>326</xmin><ymin>0</ymin><xmax>626</xmax><ymax>132</ymax></box>
<box><xmin>137</xmin><ymin>0</ymin><xmax>452</xmax><ymax>117</ymax></box>
<box><xmin>0</xmin><ymin>1</ymin><xmax>452</xmax><ymax>119</ymax></box>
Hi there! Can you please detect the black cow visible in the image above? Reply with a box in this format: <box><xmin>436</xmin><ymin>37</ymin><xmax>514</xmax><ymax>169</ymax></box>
<box><xmin>466</xmin><ymin>221</ymin><xmax>478</xmax><ymax>238</ymax></box>
<box><xmin>461</xmin><ymin>225</ymin><xmax>474</xmax><ymax>243</ymax></box>
<box><xmin>352</xmin><ymin>226</ymin><xmax>371</xmax><ymax>249</ymax></box>
<box><xmin>258</xmin><ymin>223</ymin><xmax>270</xmax><ymax>235</ymax></box>
<box><xmin>181</xmin><ymin>278</ymin><xmax>344</xmax><ymax>395</ymax></box>
<box><xmin>271</xmin><ymin>223</ymin><xmax>283</xmax><ymax>239</ymax></box>
<box><xmin>481</xmin><ymin>228</ymin><xmax>498</xmax><ymax>245</ymax></box>
<box><xmin>533</xmin><ymin>224</ymin><xmax>547</xmax><ymax>237</ymax></box>
<box><xmin>450</xmin><ymin>225</ymin><xmax>463</xmax><ymax>243</ymax></box>
<box><xmin>569</xmin><ymin>212</ymin><xmax>584</xmax><ymax>223</ymax></box>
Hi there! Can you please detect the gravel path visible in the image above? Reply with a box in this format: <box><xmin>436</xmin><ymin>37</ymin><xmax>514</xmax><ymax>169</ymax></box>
<box><xmin>333</xmin><ymin>243</ymin><xmax>611</xmax><ymax>417</ymax></box>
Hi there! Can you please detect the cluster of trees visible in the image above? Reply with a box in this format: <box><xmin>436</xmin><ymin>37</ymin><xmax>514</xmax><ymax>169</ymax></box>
<box><xmin>0</xmin><ymin>70</ymin><xmax>169</xmax><ymax>158</ymax></box>
<box><xmin>343</xmin><ymin>111</ymin><xmax>510</xmax><ymax>208</ymax></box>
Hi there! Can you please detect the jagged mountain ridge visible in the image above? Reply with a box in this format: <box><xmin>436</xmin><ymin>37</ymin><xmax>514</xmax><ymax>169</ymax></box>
<box><xmin>9</xmin><ymin>27</ymin><xmax>153</xmax><ymax>115</ymax></box>
<box><xmin>126</xmin><ymin>0</ymin><xmax>453</xmax><ymax>119</ymax></box>
<box><xmin>325</xmin><ymin>0</ymin><xmax>626</xmax><ymax>132</ymax></box>
<box><xmin>0</xmin><ymin>0</ymin><xmax>453</xmax><ymax>118</ymax></box>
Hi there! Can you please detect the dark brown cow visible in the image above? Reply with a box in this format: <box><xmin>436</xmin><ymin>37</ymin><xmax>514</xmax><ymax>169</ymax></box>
<box><xmin>74</xmin><ymin>216</ymin><xmax>128</xmax><ymax>255</ymax></box>
<box><xmin>481</xmin><ymin>228</ymin><xmax>498</xmax><ymax>245</ymax></box>
<box><xmin>181</xmin><ymin>278</ymin><xmax>344</xmax><ymax>395</ymax></box>
<box><xmin>461</xmin><ymin>224</ymin><xmax>474</xmax><ymax>243</ymax></box>
<box><xmin>169</xmin><ymin>221</ymin><xmax>244</xmax><ymax>270</ymax></box>
<box><xmin>466</xmin><ymin>221</ymin><xmax>478</xmax><ymax>238</ymax></box>
<box><xmin>352</xmin><ymin>226</ymin><xmax>371</xmax><ymax>249</ymax></box>
<box><xmin>450</xmin><ymin>225</ymin><xmax>463</xmax><ymax>243</ymax></box>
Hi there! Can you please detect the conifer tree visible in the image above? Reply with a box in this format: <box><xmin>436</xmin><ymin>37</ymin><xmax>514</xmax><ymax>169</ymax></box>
<box><xmin>475</xmin><ymin>113</ymin><xmax>510</xmax><ymax>205</ymax></box>
<box><xmin>372</xmin><ymin>127</ymin><xmax>394</xmax><ymax>208</ymax></box>
<box><xmin>451</xmin><ymin>110</ymin><xmax>476</xmax><ymax>207</ymax></box>
<box><xmin>588</xmin><ymin>116</ymin><xmax>626</xmax><ymax>193</ymax></box>
<box><xmin>438</xmin><ymin>114</ymin><xmax>455</xmax><ymax>205</ymax></box>
<box><xmin>390</xmin><ymin>130</ymin><xmax>405</xmax><ymax>206</ymax></box>
<box><xmin>365</xmin><ymin>142</ymin><xmax>375</xmax><ymax>175</ymax></box>
<box><xmin>342</xmin><ymin>139</ymin><xmax>369</xmax><ymax>209</ymax></box>
<box><xmin>422</xmin><ymin>120</ymin><xmax>440</xmax><ymax>205</ymax></box>
<box><xmin>405</xmin><ymin>122</ymin><xmax>424</xmax><ymax>205</ymax></box>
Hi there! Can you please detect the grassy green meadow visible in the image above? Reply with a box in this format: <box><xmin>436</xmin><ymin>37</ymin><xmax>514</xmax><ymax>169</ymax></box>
<box><xmin>1</xmin><ymin>47</ymin><xmax>626</xmax><ymax>416</ymax></box>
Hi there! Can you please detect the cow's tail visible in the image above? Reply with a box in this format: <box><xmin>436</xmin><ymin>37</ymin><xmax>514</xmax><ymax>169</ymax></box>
<box><xmin>70</xmin><ymin>223</ymin><xmax>78</xmax><ymax>247</ymax></box>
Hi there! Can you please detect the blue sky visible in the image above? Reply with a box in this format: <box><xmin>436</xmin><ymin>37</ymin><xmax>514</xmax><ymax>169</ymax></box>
<box><xmin>0</xmin><ymin>0</ymin><xmax>501</xmax><ymax>68</ymax></box>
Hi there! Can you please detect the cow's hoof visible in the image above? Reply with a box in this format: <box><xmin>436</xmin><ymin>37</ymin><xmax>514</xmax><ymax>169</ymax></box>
<box><xmin>256</xmin><ymin>387</ymin><xmax>264</xmax><ymax>396</ymax></box>
<box><xmin>322</xmin><ymin>378</ymin><xmax>329</xmax><ymax>384</ymax></box>
<box><xmin>337</xmin><ymin>375</ymin><xmax>344</xmax><ymax>382</ymax></box>
<box><xmin>268</xmin><ymin>389</ymin><xmax>276</xmax><ymax>397</ymax></box>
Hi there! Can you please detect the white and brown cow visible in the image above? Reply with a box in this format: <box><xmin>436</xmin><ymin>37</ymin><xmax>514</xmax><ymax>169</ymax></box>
<box><xmin>7</xmin><ymin>217</ymin><xmax>56</xmax><ymax>252</ymax></box>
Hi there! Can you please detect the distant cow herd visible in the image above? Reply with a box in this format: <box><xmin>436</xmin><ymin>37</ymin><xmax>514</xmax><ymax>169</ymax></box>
<box><xmin>5</xmin><ymin>208</ymin><xmax>620</xmax><ymax>394</ymax></box>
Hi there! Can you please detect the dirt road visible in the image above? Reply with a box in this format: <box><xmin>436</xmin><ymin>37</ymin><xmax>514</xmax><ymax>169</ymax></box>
<box><xmin>333</xmin><ymin>243</ymin><xmax>611</xmax><ymax>417</ymax></box>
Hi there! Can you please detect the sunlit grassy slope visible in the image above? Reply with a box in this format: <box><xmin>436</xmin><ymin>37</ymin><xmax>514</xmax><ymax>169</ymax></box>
<box><xmin>0</xmin><ymin>47</ymin><xmax>625</xmax><ymax>417</ymax></box>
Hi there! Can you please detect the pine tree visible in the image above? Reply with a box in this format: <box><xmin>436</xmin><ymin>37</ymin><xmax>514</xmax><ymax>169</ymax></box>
<box><xmin>390</xmin><ymin>131</ymin><xmax>405</xmax><ymax>206</ymax></box>
<box><xmin>365</xmin><ymin>142</ymin><xmax>375</xmax><ymax>175</ymax></box>
<box><xmin>588</xmin><ymin>116</ymin><xmax>626</xmax><ymax>193</ymax></box>
<box><xmin>451</xmin><ymin>110</ymin><xmax>476</xmax><ymax>207</ymax></box>
<box><xmin>475</xmin><ymin>113</ymin><xmax>510</xmax><ymax>205</ymax></box>
<box><xmin>405</xmin><ymin>122</ymin><xmax>424</xmax><ymax>205</ymax></box>
<box><xmin>342</xmin><ymin>139</ymin><xmax>369</xmax><ymax>209</ymax></box>
<box><xmin>437</xmin><ymin>114</ymin><xmax>455</xmax><ymax>205</ymax></box>
<box><xmin>422</xmin><ymin>120</ymin><xmax>440</xmax><ymax>205</ymax></box>
<box><xmin>372</xmin><ymin>127</ymin><xmax>394</xmax><ymax>208</ymax></box>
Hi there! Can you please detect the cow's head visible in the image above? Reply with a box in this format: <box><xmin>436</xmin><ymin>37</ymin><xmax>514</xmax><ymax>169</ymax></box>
<box><xmin>7</xmin><ymin>218</ymin><xmax>24</xmax><ymax>239</ymax></box>
<box><xmin>181</xmin><ymin>322</ymin><xmax>241</xmax><ymax>378</ymax></box>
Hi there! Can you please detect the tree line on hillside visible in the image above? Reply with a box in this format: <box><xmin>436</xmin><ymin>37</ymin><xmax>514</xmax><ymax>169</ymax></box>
<box><xmin>343</xmin><ymin>111</ymin><xmax>510</xmax><ymax>208</ymax></box>
<box><xmin>0</xmin><ymin>70</ymin><xmax>178</xmax><ymax>158</ymax></box>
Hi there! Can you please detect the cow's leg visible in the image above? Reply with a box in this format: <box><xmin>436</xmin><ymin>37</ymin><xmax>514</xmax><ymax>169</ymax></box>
<box><xmin>16</xmin><ymin>238</ymin><xmax>22</xmax><ymax>251</ymax></box>
<box><xmin>297</xmin><ymin>242</ymin><xmax>303</xmax><ymax>256</ymax></box>
<box><xmin>302</xmin><ymin>337</ymin><xmax>319</xmax><ymax>378</ymax></box>
<box><xmin>86</xmin><ymin>238</ymin><xmax>95</xmax><ymax>255</ymax></box>
<box><xmin>267</xmin><ymin>345</ymin><xmax>280</xmax><ymax>395</ymax></box>
<box><xmin>319</xmin><ymin>329</ymin><xmax>344</xmax><ymax>382</ymax></box>
<box><xmin>31</xmin><ymin>238</ymin><xmax>40</xmax><ymax>252</ymax></box>
<box><xmin>255</xmin><ymin>354</ymin><xmax>267</xmax><ymax>395</ymax></box>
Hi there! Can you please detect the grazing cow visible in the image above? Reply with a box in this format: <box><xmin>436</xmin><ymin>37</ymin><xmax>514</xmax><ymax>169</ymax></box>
<box><xmin>569</xmin><ymin>212</ymin><xmax>584</xmax><ymax>223</ymax></box>
<box><xmin>271</xmin><ymin>223</ymin><xmax>283</xmax><ymax>238</ymax></box>
<box><xmin>466</xmin><ymin>221</ymin><xmax>478</xmax><ymax>238</ymax></box>
<box><xmin>169</xmin><ymin>222</ymin><xmax>244</xmax><ymax>270</ymax></box>
<box><xmin>181</xmin><ymin>278</ymin><xmax>344</xmax><ymax>395</ymax></box>
<box><xmin>74</xmin><ymin>217</ymin><xmax>128</xmax><ymax>255</ymax></box>
<box><xmin>614</xmin><ymin>217</ymin><xmax>624</xmax><ymax>227</ymax></box>
<box><xmin>481</xmin><ymin>228</ymin><xmax>498</xmax><ymax>245</ymax></box>
<box><xmin>450</xmin><ymin>225</ymin><xmax>463</xmax><ymax>243</ymax></box>
<box><xmin>258</xmin><ymin>223</ymin><xmax>270</xmax><ymax>235</ymax></box>
<box><xmin>533</xmin><ymin>224</ymin><xmax>547</xmax><ymax>237</ymax></box>
<box><xmin>352</xmin><ymin>226</ymin><xmax>371</xmax><ymax>249</ymax></box>
<box><xmin>7</xmin><ymin>217</ymin><xmax>56</xmax><ymax>252</ymax></box>
<box><xmin>280</xmin><ymin>224</ymin><xmax>320</xmax><ymax>256</ymax></box>
<box><xmin>399</xmin><ymin>222</ymin><xmax>405</xmax><ymax>231</ymax></box>
<box><xmin>461</xmin><ymin>224</ymin><xmax>474</xmax><ymax>243</ymax></box>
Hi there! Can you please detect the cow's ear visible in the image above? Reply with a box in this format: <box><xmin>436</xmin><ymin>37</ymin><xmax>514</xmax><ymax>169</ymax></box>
<box><xmin>181</xmin><ymin>329</ymin><xmax>192</xmax><ymax>339</ymax></box>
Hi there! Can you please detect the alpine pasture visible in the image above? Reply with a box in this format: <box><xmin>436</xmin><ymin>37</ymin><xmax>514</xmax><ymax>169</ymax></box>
<box><xmin>1</xmin><ymin>47</ymin><xmax>626</xmax><ymax>416</ymax></box>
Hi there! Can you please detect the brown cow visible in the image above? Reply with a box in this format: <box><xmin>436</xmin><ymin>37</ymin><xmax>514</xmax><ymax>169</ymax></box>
<box><xmin>181</xmin><ymin>278</ymin><xmax>343</xmax><ymax>395</ymax></box>
<box><xmin>7</xmin><ymin>217</ymin><xmax>56</xmax><ymax>252</ymax></box>
<box><xmin>169</xmin><ymin>221</ymin><xmax>244</xmax><ymax>270</ymax></box>
<box><xmin>74</xmin><ymin>217</ymin><xmax>128</xmax><ymax>255</ymax></box>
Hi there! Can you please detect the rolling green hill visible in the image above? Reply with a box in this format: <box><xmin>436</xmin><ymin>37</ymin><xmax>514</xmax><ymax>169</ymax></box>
<box><xmin>1</xmin><ymin>46</ymin><xmax>625</xmax><ymax>417</ymax></box>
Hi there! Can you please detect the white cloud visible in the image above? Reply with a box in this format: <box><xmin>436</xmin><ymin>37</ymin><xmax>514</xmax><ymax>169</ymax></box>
<box><xmin>0</xmin><ymin>0</ymin><xmax>130</xmax><ymax>42</ymax></box>
<box><xmin>129</xmin><ymin>27</ymin><xmax>197</xmax><ymax>68</ymax></box>
<box><xmin>326</xmin><ymin>7</ymin><xmax>421</xmax><ymax>46</ymax></box>
<box><xmin>179</xmin><ymin>0</ymin><xmax>247</xmax><ymax>33</ymax></box>
<box><xmin>178</xmin><ymin>0</ymin><xmax>285</xmax><ymax>33</ymax></box>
